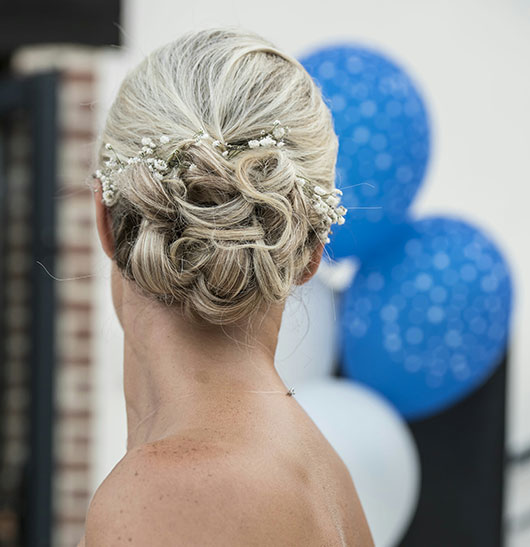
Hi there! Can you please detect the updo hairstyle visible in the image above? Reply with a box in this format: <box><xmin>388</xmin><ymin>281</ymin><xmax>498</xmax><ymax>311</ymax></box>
<box><xmin>94</xmin><ymin>27</ymin><xmax>339</xmax><ymax>326</ymax></box>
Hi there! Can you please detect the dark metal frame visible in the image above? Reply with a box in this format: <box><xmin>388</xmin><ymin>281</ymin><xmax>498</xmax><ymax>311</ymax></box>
<box><xmin>0</xmin><ymin>70</ymin><xmax>58</xmax><ymax>547</ymax></box>
<box><xmin>0</xmin><ymin>0</ymin><xmax>122</xmax><ymax>54</ymax></box>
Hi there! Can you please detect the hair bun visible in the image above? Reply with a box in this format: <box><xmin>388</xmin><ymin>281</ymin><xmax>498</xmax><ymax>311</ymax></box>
<box><xmin>95</xmin><ymin>27</ymin><xmax>338</xmax><ymax>325</ymax></box>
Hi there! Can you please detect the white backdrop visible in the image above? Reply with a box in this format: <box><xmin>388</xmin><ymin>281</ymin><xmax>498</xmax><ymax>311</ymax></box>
<box><xmin>90</xmin><ymin>0</ymin><xmax>530</xmax><ymax>492</ymax></box>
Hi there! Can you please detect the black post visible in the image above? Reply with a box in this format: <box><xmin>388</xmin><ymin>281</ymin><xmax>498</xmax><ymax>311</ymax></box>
<box><xmin>26</xmin><ymin>71</ymin><xmax>59</xmax><ymax>547</ymax></box>
<box><xmin>399</xmin><ymin>353</ymin><xmax>507</xmax><ymax>547</ymax></box>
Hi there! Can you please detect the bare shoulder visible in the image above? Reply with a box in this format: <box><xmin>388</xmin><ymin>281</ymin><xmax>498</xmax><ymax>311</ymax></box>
<box><xmin>84</xmin><ymin>430</ymin><xmax>375</xmax><ymax>546</ymax></box>
<box><xmin>84</xmin><ymin>436</ymin><xmax>260</xmax><ymax>546</ymax></box>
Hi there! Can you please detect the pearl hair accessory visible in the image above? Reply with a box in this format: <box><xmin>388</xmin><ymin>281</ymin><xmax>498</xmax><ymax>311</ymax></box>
<box><xmin>93</xmin><ymin>121</ymin><xmax>347</xmax><ymax>244</ymax></box>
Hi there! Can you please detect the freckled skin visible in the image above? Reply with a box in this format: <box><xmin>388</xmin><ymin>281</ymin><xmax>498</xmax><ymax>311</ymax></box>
<box><xmin>79</xmin><ymin>397</ymin><xmax>374</xmax><ymax>546</ymax></box>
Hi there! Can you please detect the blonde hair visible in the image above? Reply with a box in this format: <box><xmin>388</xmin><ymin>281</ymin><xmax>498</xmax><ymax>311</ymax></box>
<box><xmin>94</xmin><ymin>27</ymin><xmax>339</xmax><ymax>326</ymax></box>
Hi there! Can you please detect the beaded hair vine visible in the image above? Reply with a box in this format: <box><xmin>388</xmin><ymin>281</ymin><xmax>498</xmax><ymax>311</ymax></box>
<box><xmin>93</xmin><ymin>120</ymin><xmax>347</xmax><ymax>244</ymax></box>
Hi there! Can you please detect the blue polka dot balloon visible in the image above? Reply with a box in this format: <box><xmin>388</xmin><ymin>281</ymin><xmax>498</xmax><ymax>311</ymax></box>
<box><xmin>299</xmin><ymin>45</ymin><xmax>431</xmax><ymax>261</ymax></box>
<box><xmin>340</xmin><ymin>217</ymin><xmax>512</xmax><ymax>420</ymax></box>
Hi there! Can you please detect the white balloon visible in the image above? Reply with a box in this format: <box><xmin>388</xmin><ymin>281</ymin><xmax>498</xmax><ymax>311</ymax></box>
<box><xmin>295</xmin><ymin>377</ymin><xmax>421</xmax><ymax>547</ymax></box>
<box><xmin>318</xmin><ymin>255</ymin><xmax>359</xmax><ymax>292</ymax></box>
<box><xmin>275</xmin><ymin>271</ymin><xmax>338</xmax><ymax>386</ymax></box>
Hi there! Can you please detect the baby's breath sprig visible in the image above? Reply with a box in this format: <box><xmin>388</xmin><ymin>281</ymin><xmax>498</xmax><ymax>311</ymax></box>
<box><xmin>295</xmin><ymin>177</ymin><xmax>347</xmax><ymax>244</ymax></box>
<box><xmin>209</xmin><ymin>120</ymin><xmax>290</xmax><ymax>161</ymax></box>
<box><xmin>93</xmin><ymin>142</ymin><xmax>124</xmax><ymax>206</ymax></box>
<box><xmin>92</xmin><ymin>121</ymin><xmax>348</xmax><ymax>245</ymax></box>
<box><xmin>94</xmin><ymin>136</ymin><xmax>182</xmax><ymax>206</ymax></box>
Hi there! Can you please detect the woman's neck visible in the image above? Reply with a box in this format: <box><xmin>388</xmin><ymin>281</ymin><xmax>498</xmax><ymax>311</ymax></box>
<box><xmin>115</xmin><ymin>273</ymin><xmax>289</xmax><ymax>451</ymax></box>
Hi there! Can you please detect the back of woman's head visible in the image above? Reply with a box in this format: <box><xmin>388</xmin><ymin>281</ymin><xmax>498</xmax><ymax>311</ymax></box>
<box><xmin>94</xmin><ymin>27</ymin><xmax>339</xmax><ymax>326</ymax></box>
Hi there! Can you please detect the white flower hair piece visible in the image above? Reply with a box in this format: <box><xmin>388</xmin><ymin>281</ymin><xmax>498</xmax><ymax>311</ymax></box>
<box><xmin>94</xmin><ymin>136</ymin><xmax>174</xmax><ymax>207</ymax></box>
<box><xmin>295</xmin><ymin>177</ymin><xmax>347</xmax><ymax>244</ymax></box>
<box><xmin>92</xmin><ymin>121</ymin><xmax>347</xmax><ymax>243</ymax></box>
<box><xmin>209</xmin><ymin>119</ymin><xmax>289</xmax><ymax>159</ymax></box>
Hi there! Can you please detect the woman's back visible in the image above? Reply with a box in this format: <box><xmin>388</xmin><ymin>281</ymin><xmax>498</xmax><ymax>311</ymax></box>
<box><xmin>86</xmin><ymin>26</ymin><xmax>373</xmax><ymax>547</ymax></box>
<box><xmin>83</xmin><ymin>392</ymin><xmax>373</xmax><ymax>546</ymax></box>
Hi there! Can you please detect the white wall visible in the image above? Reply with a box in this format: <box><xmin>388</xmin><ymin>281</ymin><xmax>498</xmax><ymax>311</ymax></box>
<box><xmin>91</xmin><ymin>0</ymin><xmax>530</xmax><ymax>492</ymax></box>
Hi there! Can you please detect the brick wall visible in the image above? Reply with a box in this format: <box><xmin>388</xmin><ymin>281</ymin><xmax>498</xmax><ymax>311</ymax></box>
<box><xmin>10</xmin><ymin>45</ymin><xmax>100</xmax><ymax>547</ymax></box>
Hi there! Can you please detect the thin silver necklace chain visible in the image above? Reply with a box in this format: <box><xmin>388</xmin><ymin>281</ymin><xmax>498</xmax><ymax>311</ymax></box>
<box><xmin>127</xmin><ymin>386</ymin><xmax>296</xmax><ymax>444</ymax></box>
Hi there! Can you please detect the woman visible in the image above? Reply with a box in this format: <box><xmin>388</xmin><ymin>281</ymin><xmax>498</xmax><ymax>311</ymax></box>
<box><xmin>80</xmin><ymin>27</ymin><xmax>374</xmax><ymax>546</ymax></box>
